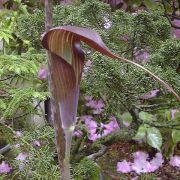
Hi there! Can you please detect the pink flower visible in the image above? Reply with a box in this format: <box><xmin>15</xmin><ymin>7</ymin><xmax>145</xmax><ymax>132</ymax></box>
<box><xmin>101</xmin><ymin>117</ymin><xmax>120</xmax><ymax>136</ymax></box>
<box><xmin>73</xmin><ymin>130</ymin><xmax>83</xmax><ymax>137</ymax></box>
<box><xmin>81</xmin><ymin>115</ymin><xmax>93</xmax><ymax>123</ymax></box>
<box><xmin>84</xmin><ymin>96</ymin><xmax>93</xmax><ymax>102</ymax></box>
<box><xmin>133</xmin><ymin>151</ymin><xmax>149</xmax><ymax>161</ymax></box>
<box><xmin>132</xmin><ymin>151</ymin><xmax>150</xmax><ymax>174</ymax></box>
<box><xmin>89</xmin><ymin>133</ymin><xmax>101</xmax><ymax>142</ymax></box>
<box><xmin>171</xmin><ymin>109</ymin><xmax>179</xmax><ymax>120</ymax></box>
<box><xmin>123</xmin><ymin>121</ymin><xmax>130</xmax><ymax>127</ymax></box>
<box><xmin>86</xmin><ymin>99</ymin><xmax>105</xmax><ymax>114</ymax></box>
<box><xmin>85</xmin><ymin>60</ymin><xmax>92</xmax><ymax>67</ymax></box>
<box><xmin>171</xmin><ymin>19</ymin><xmax>180</xmax><ymax>39</ymax></box>
<box><xmin>150</xmin><ymin>153</ymin><xmax>164</xmax><ymax>170</ymax></box>
<box><xmin>15</xmin><ymin>131</ymin><xmax>22</xmax><ymax>138</ymax></box>
<box><xmin>0</xmin><ymin>161</ymin><xmax>12</xmax><ymax>174</ymax></box>
<box><xmin>134</xmin><ymin>49</ymin><xmax>150</xmax><ymax>64</ymax></box>
<box><xmin>14</xmin><ymin>144</ymin><xmax>20</xmax><ymax>148</ymax></box>
<box><xmin>140</xmin><ymin>89</ymin><xmax>160</xmax><ymax>100</ymax></box>
<box><xmin>32</xmin><ymin>140</ymin><xmax>41</xmax><ymax>147</ymax></box>
<box><xmin>169</xmin><ymin>156</ymin><xmax>180</xmax><ymax>167</ymax></box>
<box><xmin>38</xmin><ymin>65</ymin><xmax>48</xmax><ymax>80</ymax></box>
<box><xmin>16</xmin><ymin>153</ymin><xmax>27</xmax><ymax>161</ymax></box>
<box><xmin>117</xmin><ymin>160</ymin><xmax>132</xmax><ymax>173</ymax></box>
<box><xmin>120</xmin><ymin>35</ymin><xmax>129</xmax><ymax>42</ymax></box>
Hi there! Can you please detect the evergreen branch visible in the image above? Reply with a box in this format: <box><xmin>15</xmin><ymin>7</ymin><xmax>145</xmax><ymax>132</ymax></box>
<box><xmin>0</xmin><ymin>75</ymin><xmax>16</xmax><ymax>81</ymax></box>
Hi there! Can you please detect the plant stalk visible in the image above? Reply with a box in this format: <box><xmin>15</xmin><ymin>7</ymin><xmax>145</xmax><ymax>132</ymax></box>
<box><xmin>44</xmin><ymin>1</ymin><xmax>66</xmax><ymax>179</ymax></box>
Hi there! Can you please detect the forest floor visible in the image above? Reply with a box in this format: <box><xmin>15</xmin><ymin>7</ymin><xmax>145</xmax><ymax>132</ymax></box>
<box><xmin>97</xmin><ymin>141</ymin><xmax>180</xmax><ymax>180</ymax></box>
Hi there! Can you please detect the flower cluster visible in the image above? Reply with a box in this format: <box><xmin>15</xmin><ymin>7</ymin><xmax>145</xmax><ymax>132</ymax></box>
<box><xmin>85</xmin><ymin>96</ymin><xmax>105</xmax><ymax>114</ymax></box>
<box><xmin>117</xmin><ymin>151</ymin><xmax>164</xmax><ymax>174</ymax></box>
<box><xmin>117</xmin><ymin>151</ymin><xmax>180</xmax><ymax>174</ymax></box>
<box><xmin>81</xmin><ymin>115</ymin><xmax>120</xmax><ymax>141</ymax></box>
<box><xmin>0</xmin><ymin>161</ymin><xmax>12</xmax><ymax>174</ymax></box>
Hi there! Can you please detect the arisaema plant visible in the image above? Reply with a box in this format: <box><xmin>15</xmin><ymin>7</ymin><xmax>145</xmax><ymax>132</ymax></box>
<box><xmin>41</xmin><ymin>26</ymin><xmax>180</xmax><ymax>180</ymax></box>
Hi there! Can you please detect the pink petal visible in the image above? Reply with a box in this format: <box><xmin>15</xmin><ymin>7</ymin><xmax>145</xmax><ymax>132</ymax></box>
<box><xmin>73</xmin><ymin>130</ymin><xmax>83</xmax><ymax>137</ymax></box>
<box><xmin>32</xmin><ymin>140</ymin><xmax>41</xmax><ymax>147</ymax></box>
<box><xmin>15</xmin><ymin>131</ymin><xmax>23</xmax><ymax>137</ymax></box>
<box><xmin>0</xmin><ymin>161</ymin><xmax>12</xmax><ymax>174</ymax></box>
<box><xmin>38</xmin><ymin>66</ymin><xmax>48</xmax><ymax>80</ymax></box>
<box><xmin>169</xmin><ymin>156</ymin><xmax>180</xmax><ymax>167</ymax></box>
<box><xmin>117</xmin><ymin>160</ymin><xmax>132</xmax><ymax>173</ymax></box>
<box><xmin>140</xmin><ymin>89</ymin><xmax>160</xmax><ymax>100</ymax></box>
<box><xmin>16</xmin><ymin>152</ymin><xmax>27</xmax><ymax>161</ymax></box>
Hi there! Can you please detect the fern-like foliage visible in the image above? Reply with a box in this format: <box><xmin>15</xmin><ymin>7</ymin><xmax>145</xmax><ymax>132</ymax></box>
<box><xmin>0</xmin><ymin>51</ymin><xmax>48</xmax><ymax>134</ymax></box>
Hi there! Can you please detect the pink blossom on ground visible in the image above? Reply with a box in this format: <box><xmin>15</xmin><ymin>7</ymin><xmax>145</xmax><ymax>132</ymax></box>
<box><xmin>16</xmin><ymin>152</ymin><xmax>27</xmax><ymax>161</ymax></box>
<box><xmin>134</xmin><ymin>49</ymin><xmax>150</xmax><ymax>64</ymax></box>
<box><xmin>120</xmin><ymin>35</ymin><xmax>129</xmax><ymax>42</ymax></box>
<box><xmin>169</xmin><ymin>156</ymin><xmax>180</xmax><ymax>168</ymax></box>
<box><xmin>101</xmin><ymin>117</ymin><xmax>120</xmax><ymax>136</ymax></box>
<box><xmin>84</xmin><ymin>96</ymin><xmax>93</xmax><ymax>102</ymax></box>
<box><xmin>14</xmin><ymin>144</ymin><xmax>20</xmax><ymax>148</ymax></box>
<box><xmin>83</xmin><ymin>60</ymin><xmax>92</xmax><ymax>73</ymax></box>
<box><xmin>133</xmin><ymin>151</ymin><xmax>149</xmax><ymax>161</ymax></box>
<box><xmin>171</xmin><ymin>19</ymin><xmax>180</xmax><ymax>39</ymax></box>
<box><xmin>85</xmin><ymin>60</ymin><xmax>92</xmax><ymax>67</ymax></box>
<box><xmin>123</xmin><ymin>121</ymin><xmax>130</xmax><ymax>127</ymax></box>
<box><xmin>132</xmin><ymin>151</ymin><xmax>150</xmax><ymax>174</ymax></box>
<box><xmin>0</xmin><ymin>161</ymin><xmax>12</xmax><ymax>174</ymax></box>
<box><xmin>171</xmin><ymin>109</ymin><xmax>179</xmax><ymax>120</ymax></box>
<box><xmin>73</xmin><ymin>130</ymin><xmax>83</xmax><ymax>137</ymax></box>
<box><xmin>117</xmin><ymin>160</ymin><xmax>132</xmax><ymax>173</ymax></box>
<box><xmin>85</xmin><ymin>99</ymin><xmax>105</xmax><ymax>114</ymax></box>
<box><xmin>140</xmin><ymin>89</ymin><xmax>160</xmax><ymax>100</ymax></box>
<box><xmin>38</xmin><ymin>65</ymin><xmax>48</xmax><ymax>80</ymax></box>
<box><xmin>88</xmin><ymin>133</ymin><xmax>101</xmax><ymax>142</ymax></box>
<box><xmin>15</xmin><ymin>131</ymin><xmax>22</xmax><ymax>138</ymax></box>
<box><xmin>150</xmin><ymin>153</ymin><xmax>164</xmax><ymax>170</ymax></box>
<box><xmin>84</xmin><ymin>118</ymin><xmax>97</xmax><ymax>136</ymax></box>
<box><xmin>117</xmin><ymin>151</ymin><xmax>164</xmax><ymax>174</ymax></box>
<box><xmin>81</xmin><ymin>115</ymin><xmax>93</xmax><ymax>123</ymax></box>
<box><xmin>32</xmin><ymin>140</ymin><xmax>41</xmax><ymax>147</ymax></box>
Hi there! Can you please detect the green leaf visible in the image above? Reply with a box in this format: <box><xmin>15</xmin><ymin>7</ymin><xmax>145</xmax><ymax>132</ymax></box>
<box><xmin>0</xmin><ymin>99</ymin><xmax>7</xmax><ymax>110</ymax></box>
<box><xmin>172</xmin><ymin>129</ymin><xmax>180</xmax><ymax>144</ymax></box>
<box><xmin>147</xmin><ymin>127</ymin><xmax>162</xmax><ymax>150</ymax></box>
<box><xmin>120</xmin><ymin>112</ymin><xmax>133</xmax><ymax>125</ymax></box>
<box><xmin>139</xmin><ymin>111</ymin><xmax>153</xmax><ymax>122</ymax></box>
<box><xmin>130</xmin><ymin>0</ymin><xmax>142</xmax><ymax>6</ymax></box>
<box><xmin>144</xmin><ymin>0</ymin><xmax>157</xmax><ymax>9</ymax></box>
<box><xmin>133</xmin><ymin>125</ymin><xmax>147</xmax><ymax>140</ymax></box>
<box><xmin>165</xmin><ymin>110</ymin><xmax>171</xmax><ymax>121</ymax></box>
<box><xmin>174</xmin><ymin>112</ymin><xmax>180</xmax><ymax>121</ymax></box>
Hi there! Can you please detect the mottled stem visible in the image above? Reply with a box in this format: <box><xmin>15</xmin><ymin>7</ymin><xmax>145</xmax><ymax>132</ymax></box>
<box><xmin>61</xmin><ymin>126</ymin><xmax>74</xmax><ymax>180</ymax></box>
<box><xmin>44</xmin><ymin>0</ymin><xmax>66</xmax><ymax>179</ymax></box>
